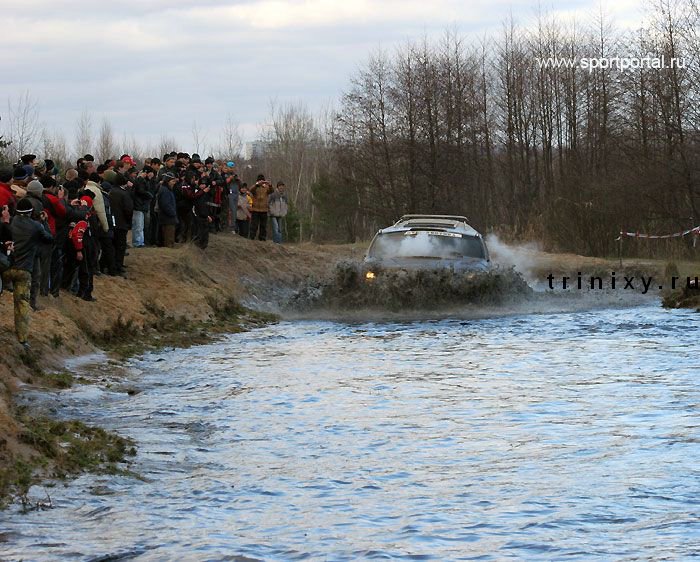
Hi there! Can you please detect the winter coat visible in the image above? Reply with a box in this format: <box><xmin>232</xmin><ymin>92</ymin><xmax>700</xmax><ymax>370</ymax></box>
<box><xmin>41</xmin><ymin>192</ymin><xmax>67</xmax><ymax>236</ymax></box>
<box><xmin>250</xmin><ymin>182</ymin><xmax>274</xmax><ymax>213</ymax></box>
<box><xmin>236</xmin><ymin>192</ymin><xmax>251</xmax><ymax>221</ymax></box>
<box><xmin>68</xmin><ymin>219</ymin><xmax>89</xmax><ymax>251</ymax></box>
<box><xmin>157</xmin><ymin>184</ymin><xmax>178</xmax><ymax>225</ymax></box>
<box><xmin>132</xmin><ymin>177</ymin><xmax>153</xmax><ymax>212</ymax></box>
<box><xmin>192</xmin><ymin>186</ymin><xmax>213</xmax><ymax>219</ymax></box>
<box><xmin>9</xmin><ymin>214</ymin><xmax>53</xmax><ymax>272</ymax></box>
<box><xmin>0</xmin><ymin>182</ymin><xmax>16</xmax><ymax>214</ymax></box>
<box><xmin>109</xmin><ymin>186</ymin><xmax>134</xmax><ymax>230</ymax></box>
<box><xmin>268</xmin><ymin>191</ymin><xmax>289</xmax><ymax>218</ymax></box>
<box><xmin>85</xmin><ymin>180</ymin><xmax>109</xmax><ymax>234</ymax></box>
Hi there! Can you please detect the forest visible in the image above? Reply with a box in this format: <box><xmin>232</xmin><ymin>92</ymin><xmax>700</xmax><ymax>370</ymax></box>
<box><xmin>2</xmin><ymin>0</ymin><xmax>698</xmax><ymax>256</ymax></box>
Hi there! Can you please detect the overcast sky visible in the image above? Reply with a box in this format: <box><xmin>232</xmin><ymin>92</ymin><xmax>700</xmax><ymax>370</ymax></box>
<box><xmin>2</xmin><ymin>0</ymin><xmax>645</xmax><ymax>154</ymax></box>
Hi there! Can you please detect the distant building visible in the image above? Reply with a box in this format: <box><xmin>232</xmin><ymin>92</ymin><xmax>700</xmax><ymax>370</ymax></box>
<box><xmin>243</xmin><ymin>140</ymin><xmax>271</xmax><ymax>160</ymax></box>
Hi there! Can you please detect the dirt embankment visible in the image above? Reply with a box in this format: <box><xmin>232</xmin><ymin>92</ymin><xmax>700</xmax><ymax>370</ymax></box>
<box><xmin>0</xmin><ymin>234</ymin><xmax>362</xmax><ymax>500</ymax></box>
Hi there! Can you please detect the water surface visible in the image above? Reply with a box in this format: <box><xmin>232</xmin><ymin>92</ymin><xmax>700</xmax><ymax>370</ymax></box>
<box><xmin>2</xmin><ymin>305</ymin><xmax>699</xmax><ymax>560</ymax></box>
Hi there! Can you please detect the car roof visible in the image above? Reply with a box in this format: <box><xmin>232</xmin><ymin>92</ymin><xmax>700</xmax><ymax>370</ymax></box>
<box><xmin>383</xmin><ymin>214</ymin><xmax>481</xmax><ymax>237</ymax></box>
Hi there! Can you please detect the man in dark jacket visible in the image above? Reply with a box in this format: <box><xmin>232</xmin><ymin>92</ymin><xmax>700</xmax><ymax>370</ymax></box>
<box><xmin>2</xmin><ymin>198</ymin><xmax>53</xmax><ymax>348</ymax></box>
<box><xmin>157</xmin><ymin>173</ymin><xmax>178</xmax><ymax>247</ymax></box>
<box><xmin>132</xmin><ymin>167</ymin><xmax>154</xmax><ymax>248</ymax></box>
<box><xmin>109</xmin><ymin>174</ymin><xmax>134</xmax><ymax>275</ymax></box>
<box><xmin>192</xmin><ymin>177</ymin><xmax>214</xmax><ymax>249</ymax></box>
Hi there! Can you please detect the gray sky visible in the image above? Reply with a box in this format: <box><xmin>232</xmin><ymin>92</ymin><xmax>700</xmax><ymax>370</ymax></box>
<box><xmin>2</xmin><ymin>0</ymin><xmax>644</xmax><ymax>154</ymax></box>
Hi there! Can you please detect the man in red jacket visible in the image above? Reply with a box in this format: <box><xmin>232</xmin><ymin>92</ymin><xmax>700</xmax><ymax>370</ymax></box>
<box><xmin>0</xmin><ymin>169</ymin><xmax>16</xmax><ymax>214</ymax></box>
<box><xmin>63</xmin><ymin>196</ymin><xmax>96</xmax><ymax>302</ymax></box>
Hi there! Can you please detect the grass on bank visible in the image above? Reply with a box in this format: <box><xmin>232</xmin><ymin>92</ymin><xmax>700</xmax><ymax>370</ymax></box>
<box><xmin>0</xmin><ymin>408</ymin><xmax>136</xmax><ymax>509</ymax></box>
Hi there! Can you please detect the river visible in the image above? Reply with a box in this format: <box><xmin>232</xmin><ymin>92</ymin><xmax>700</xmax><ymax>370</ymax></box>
<box><xmin>2</xmin><ymin>303</ymin><xmax>699</xmax><ymax>560</ymax></box>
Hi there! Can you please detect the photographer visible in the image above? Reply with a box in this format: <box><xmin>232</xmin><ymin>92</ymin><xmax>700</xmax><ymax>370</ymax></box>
<box><xmin>249</xmin><ymin>174</ymin><xmax>274</xmax><ymax>241</ymax></box>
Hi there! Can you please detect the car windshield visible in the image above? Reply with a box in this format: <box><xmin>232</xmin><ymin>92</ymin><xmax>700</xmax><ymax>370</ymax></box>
<box><xmin>368</xmin><ymin>230</ymin><xmax>485</xmax><ymax>260</ymax></box>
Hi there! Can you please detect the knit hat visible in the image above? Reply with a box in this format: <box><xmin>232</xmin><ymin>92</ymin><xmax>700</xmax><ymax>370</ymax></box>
<box><xmin>80</xmin><ymin>195</ymin><xmax>93</xmax><ymax>208</ymax></box>
<box><xmin>16</xmin><ymin>198</ymin><xmax>34</xmax><ymax>214</ymax></box>
<box><xmin>0</xmin><ymin>169</ymin><xmax>12</xmax><ymax>183</ymax></box>
<box><xmin>27</xmin><ymin>180</ymin><xmax>44</xmax><ymax>196</ymax></box>
<box><xmin>103</xmin><ymin>169</ymin><xmax>117</xmax><ymax>184</ymax></box>
<box><xmin>13</xmin><ymin>167</ymin><xmax>30</xmax><ymax>181</ymax></box>
<box><xmin>205</xmin><ymin>156</ymin><xmax>215</xmax><ymax>165</ymax></box>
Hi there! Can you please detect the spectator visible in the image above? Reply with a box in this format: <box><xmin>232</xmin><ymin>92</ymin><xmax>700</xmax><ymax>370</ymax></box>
<box><xmin>1</xmin><ymin>198</ymin><xmax>53</xmax><ymax>348</ymax></box>
<box><xmin>249</xmin><ymin>175</ymin><xmax>274</xmax><ymax>241</ymax></box>
<box><xmin>63</xmin><ymin>196</ymin><xmax>96</xmax><ymax>301</ymax></box>
<box><xmin>63</xmin><ymin>169</ymin><xmax>81</xmax><ymax>199</ymax></box>
<box><xmin>236</xmin><ymin>183</ymin><xmax>251</xmax><ymax>238</ymax></box>
<box><xmin>109</xmin><ymin>174</ymin><xmax>134</xmax><ymax>276</ymax></box>
<box><xmin>132</xmin><ymin>166</ymin><xmax>154</xmax><ymax>248</ymax></box>
<box><xmin>192</xmin><ymin>176</ymin><xmax>214</xmax><ymax>250</ymax></box>
<box><xmin>269</xmin><ymin>182</ymin><xmax>289</xmax><ymax>244</ymax></box>
<box><xmin>0</xmin><ymin>169</ymin><xmax>16</xmax><ymax>215</ymax></box>
<box><xmin>157</xmin><ymin>173</ymin><xmax>178</xmax><ymax>247</ymax></box>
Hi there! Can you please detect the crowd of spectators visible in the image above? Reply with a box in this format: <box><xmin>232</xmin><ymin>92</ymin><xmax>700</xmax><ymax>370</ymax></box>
<box><xmin>0</xmin><ymin>152</ymin><xmax>289</xmax><ymax>349</ymax></box>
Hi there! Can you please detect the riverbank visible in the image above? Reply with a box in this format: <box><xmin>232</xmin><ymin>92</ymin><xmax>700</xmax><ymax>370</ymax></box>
<box><xmin>0</xmin><ymin>233</ymin><xmax>694</xmax><ymax>504</ymax></box>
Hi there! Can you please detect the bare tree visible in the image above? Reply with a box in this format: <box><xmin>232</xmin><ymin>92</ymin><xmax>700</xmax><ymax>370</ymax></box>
<box><xmin>74</xmin><ymin>109</ymin><xmax>93</xmax><ymax>160</ymax></box>
<box><xmin>97</xmin><ymin>118</ymin><xmax>117</xmax><ymax>163</ymax></box>
<box><xmin>6</xmin><ymin>91</ymin><xmax>41</xmax><ymax>161</ymax></box>
<box><xmin>158</xmin><ymin>135</ymin><xmax>178</xmax><ymax>158</ymax></box>
<box><xmin>218</xmin><ymin>115</ymin><xmax>243</xmax><ymax>160</ymax></box>
<box><xmin>191</xmin><ymin>121</ymin><xmax>207</xmax><ymax>155</ymax></box>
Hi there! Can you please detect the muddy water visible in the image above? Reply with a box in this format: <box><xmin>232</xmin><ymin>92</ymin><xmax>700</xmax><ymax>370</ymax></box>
<box><xmin>2</xmin><ymin>304</ymin><xmax>700</xmax><ymax>560</ymax></box>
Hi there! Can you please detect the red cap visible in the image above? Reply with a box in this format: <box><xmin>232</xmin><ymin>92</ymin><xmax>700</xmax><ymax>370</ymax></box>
<box><xmin>80</xmin><ymin>195</ymin><xmax>93</xmax><ymax>208</ymax></box>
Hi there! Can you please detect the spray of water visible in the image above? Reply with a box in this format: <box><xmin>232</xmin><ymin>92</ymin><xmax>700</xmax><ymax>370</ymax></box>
<box><xmin>485</xmin><ymin>234</ymin><xmax>542</xmax><ymax>284</ymax></box>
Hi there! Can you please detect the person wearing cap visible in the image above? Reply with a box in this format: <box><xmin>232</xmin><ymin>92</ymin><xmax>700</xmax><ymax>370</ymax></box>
<box><xmin>1</xmin><ymin>197</ymin><xmax>53</xmax><ymax>349</ymax></box>
<box><xmin>157</xmin><ymin>155</ymin><xmax>177</xmax><ymax>181</ymax></box>
<box><xmin>11</xmin><ymin>167</ymin><xmax>30</xmax><ymax>199</ymax></box>
<box><xmin>132</xmin><ymin>167</ymin><xmax>154</xmax><ymax>248</ymax></box>
<box><xmin>192</xmin><ymin>175</ymin><xmax>214</xmax><ymax>249</ymax></box>
<box><xmin>157</xmin><ymin>173</ymin><xmax>178</xmax><ymax>247</ymax></box>
<box><xmin>109</xmin><ymin>174</ymin><xmax>133</xmax><ymax>275</ymax></box>
<box><xmin>20</xmin><ymin>154</ymin><xmax>37</xmax><ymax>167</ymax></box>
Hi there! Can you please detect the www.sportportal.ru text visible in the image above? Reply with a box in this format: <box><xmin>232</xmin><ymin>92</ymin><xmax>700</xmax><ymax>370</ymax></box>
<box><xmin>546</xmin><ymin>273</ymin><xmax>699</xmax><ymax>294</ymax></box>
<box><xmin>537</xmin><ymin>55</ymin><xmax>688</xmax><ymax>72</ymax></box>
